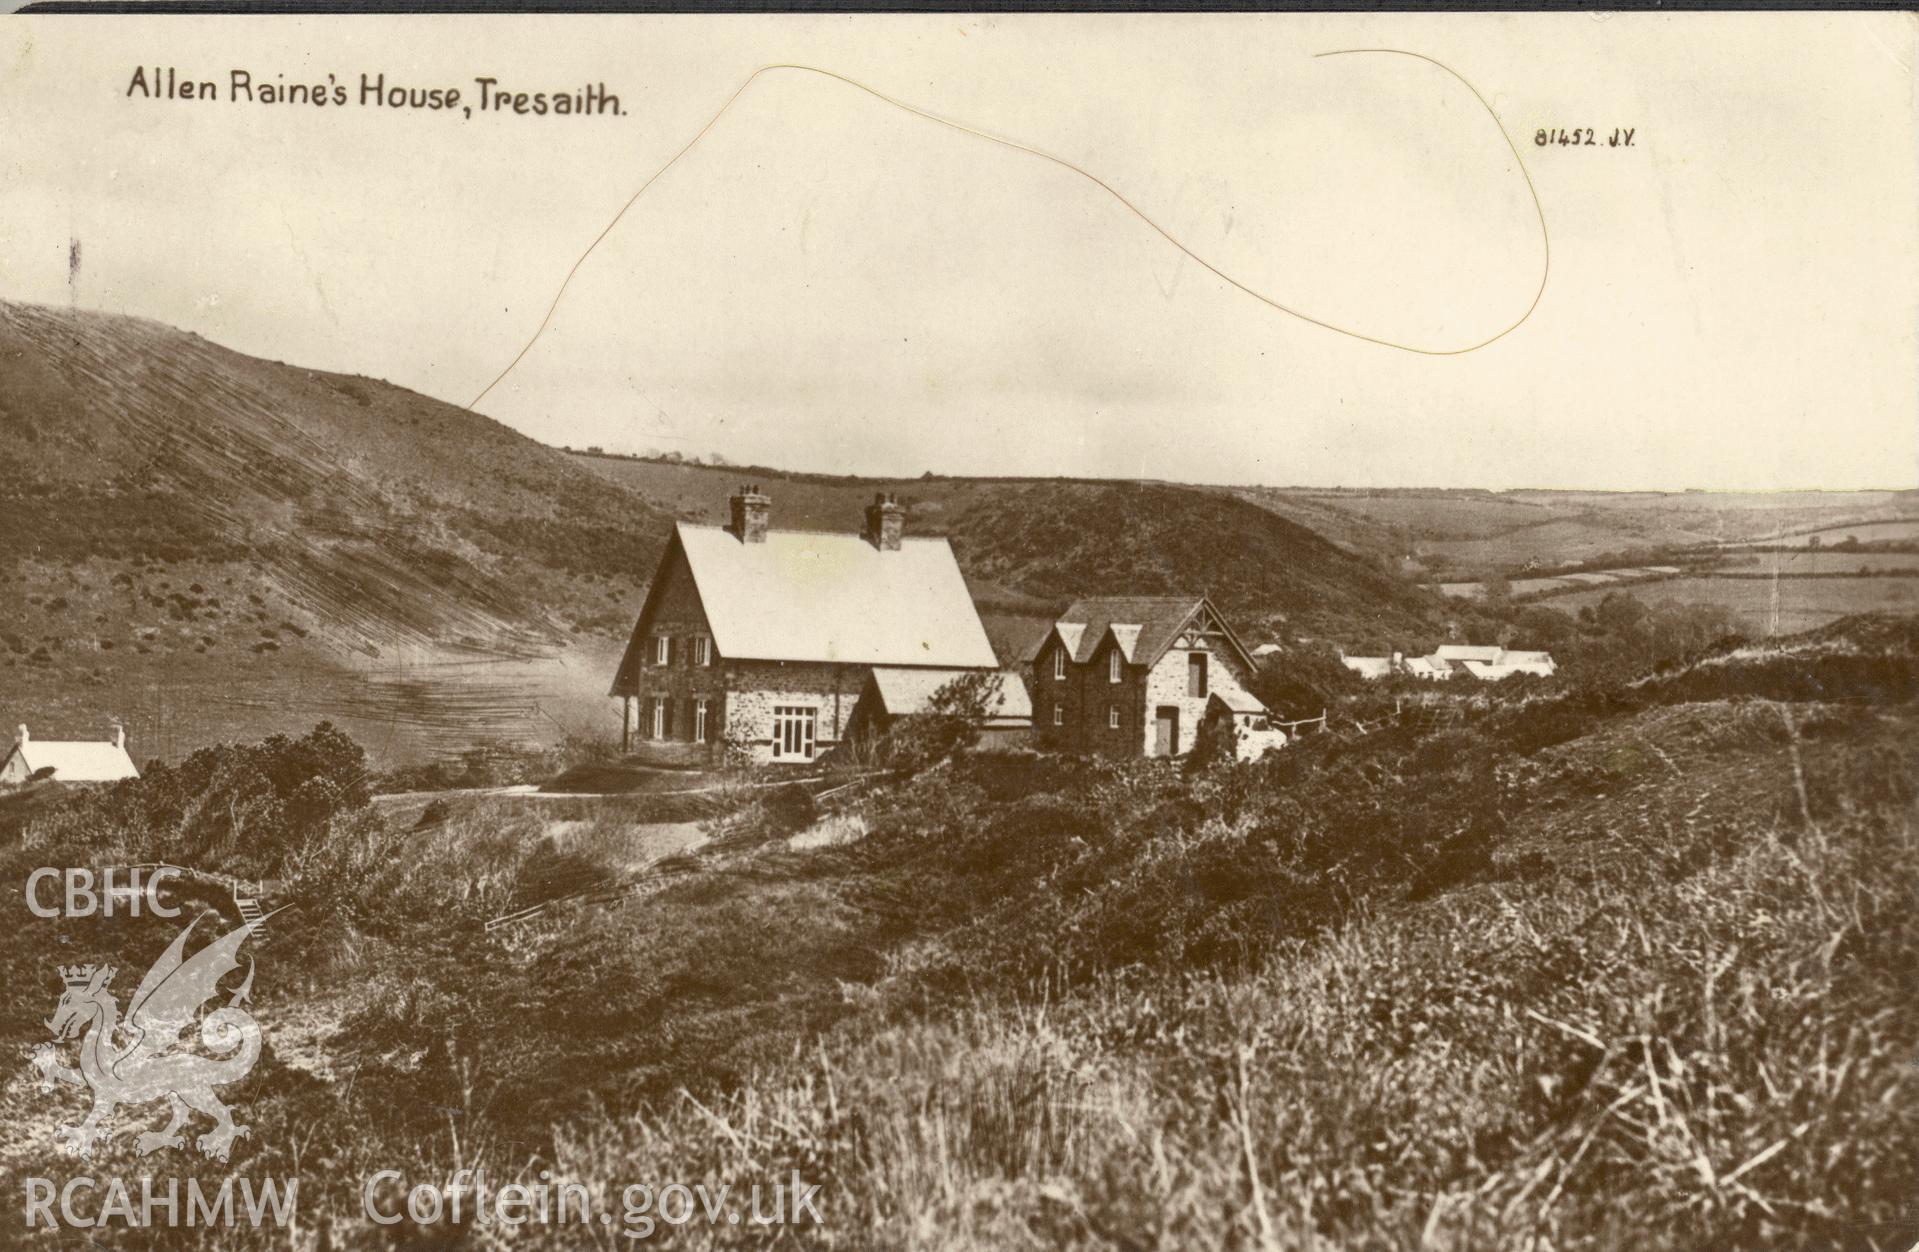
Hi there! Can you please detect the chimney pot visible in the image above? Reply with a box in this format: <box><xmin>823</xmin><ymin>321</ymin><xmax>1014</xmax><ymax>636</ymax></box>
<box><xmin>728</xmin><ymin>487</ymin><xmax>771</xmax><ymax>544</ymax></box>
<box><xmin>864</xmin><ymin>493</ymin><xmax>905</xmax><ymax>551</ymax></box>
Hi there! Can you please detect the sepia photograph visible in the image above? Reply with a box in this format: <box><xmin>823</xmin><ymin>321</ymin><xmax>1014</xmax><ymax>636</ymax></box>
<box><xmin>1</xmin><ymin>7</ymin><xmax>1915</xmax><ymax>1249</ymax></box>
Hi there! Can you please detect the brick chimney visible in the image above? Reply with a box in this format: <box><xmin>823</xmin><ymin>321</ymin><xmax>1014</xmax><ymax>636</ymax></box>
<box><xmin>864</xmin><ymin>492</ymin><xmax>904</xmax><ymax>552</ymax></box>
<box><xmin>110</xmin><ymin>724</ymin><xmax>125</xmax><ymax>751</ymax></box>
<box><xmin>728</xmin><ymin>485</ymin><xmax>771</xmax><ymax>544</ymax></box>
<box><xmin>14</xmin><ymin>725</ymin><xmax>26</xmax><ymax>747</ymax></box>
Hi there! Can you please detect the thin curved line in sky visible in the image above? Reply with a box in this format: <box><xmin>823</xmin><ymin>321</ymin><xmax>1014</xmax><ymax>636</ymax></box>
<box><xmin>469</xmin><ymin>52</ymin><xmax>1549</xmax><ymax>410</ymax></box>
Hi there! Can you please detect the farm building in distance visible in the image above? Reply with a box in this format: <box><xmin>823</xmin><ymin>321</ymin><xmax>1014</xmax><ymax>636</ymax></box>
<box><xmin>1341</xmin><ymin>645</ymin><xmax>1557</xmax><ymax>681</ymax></box>
<box><xmin>1030</xmin><ymin>596</ymin><xmax>1271</xmax><ymax>757</ymax></box>
<box><xmin>0</xmin><ymin>724</ymin><xmax>140</xmax><ymax>786</ymax></box>
<box><xmin>610</xmin><ymin>488</ymin><xmax>1020</xmax><ymax>763</ymax></box>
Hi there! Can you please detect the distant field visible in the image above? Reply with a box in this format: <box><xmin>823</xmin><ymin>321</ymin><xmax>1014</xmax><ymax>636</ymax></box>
<box><xmin>1547</xmin><ymin>576</ymin><xmax>1919</xmax><ymax>636</ymax></box>
<box><xmin>1725</xmin><ymin>518</ymin><xmax>1919</xmax><ymax>548</ymax></box>
<box><xmin>1712</xmin><ymin>551</ymin><xmax>1919</xmax><ymax>575</ymax></box>
<box><xmin>1284</xmin><ymin>493</ymin><xmax>1559</xmax><ymax>539</ymax></box>
<box><xmin>1440</xmin><ymin>566</ymin><xmax>1684</xmax><ymax>599</ymax></box>
<box><xmin>1420</xmin><ymin>519</ymin><xmax>1695</xmax><ymax>568</ymax></box>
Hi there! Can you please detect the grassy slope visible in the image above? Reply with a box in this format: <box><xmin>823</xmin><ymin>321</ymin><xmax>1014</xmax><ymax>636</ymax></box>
<box><xmin>0</xmin><ymin>302</ymin><xmax>677</xmax><ymax>757</ymax></box>
<box><xmin>0</xmin><ymin>300</ymin><xmax>673</xmax><ymax>647</ymax></box>
<box><xmin>3</xmin><ymin>619</ymin><xmax>1912</xmax><ymax>1250</ymax></box>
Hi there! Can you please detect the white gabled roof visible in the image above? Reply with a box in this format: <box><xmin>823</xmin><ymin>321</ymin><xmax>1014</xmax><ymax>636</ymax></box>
<box><xmin>1108</xmin><ymin>624</ymin><xmax>1143</xmax><ymax>662</ymax></box>
<box><xmin>1053</xmin><ymin>623</ymin><xmax>1086</xmax><ymax>658</ymax></box>
<box><xmin>869</xmin><ymin>667</ymin><xmax>1033</xmax><ymax>724</ymax></box>
<box><xmin>675</xmin><ymin>522</ymin><xmax>998</xmax><ymax>668</ymax></box>
<box><xmin>1341</xmin><ymin>655</ymin><xmax>1392</xmax><ymax>679</ymax></box>
<box><xmin>1434</xmin><ymin>645</ymin><xmax>1504</xmax><ymax>663</ymax></box>
<box><xmin>5</xmin><ymin>739</ymin><xmax>139</xmax><ymax>783</ymax></box>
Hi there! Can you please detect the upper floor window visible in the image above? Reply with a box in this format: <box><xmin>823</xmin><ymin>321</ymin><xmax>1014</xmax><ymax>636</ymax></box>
<box><xmin>1109</xmin><ymin>650</ymin><xmax>1122</xmax><ymax>683</ymax></box>
<box><xmin>653</xmin><ymin>635</ymin><xmax>670</xmax><ymax>666</ymax></box>
<box><xmin>694</xmin><ymin>635</ymin><xmax>712</xmax><ymax>666</ymax></box>
<box><xmin>1053</xmin><ymin>648</ymin><xmax>1065</xmax><ymax>680</ymax></box>
<box><xmin>1188</xmin><ymin>652</ymin><xmax>1209</xmax><ymax>698</ymax></box>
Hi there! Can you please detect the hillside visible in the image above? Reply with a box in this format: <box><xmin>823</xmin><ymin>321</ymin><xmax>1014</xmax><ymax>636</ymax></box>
<box><xmin>0</xmin><ymin>301</ymin><xmax>673</xmax><ymax>641</ymax></box>
<box><xmin>0</xmin><ymin>301</ymin><xmax>673</xmax><ymax>758</ymax></box>
<box><xmin>575</xmin><ymin>454</ymin><xmax>1440</xmax><ymax>640</ymax></box>
<box><xmin>1</xmin><ymin>303</ymin><xmax>1440</xmax><ymax>760</ymax></box>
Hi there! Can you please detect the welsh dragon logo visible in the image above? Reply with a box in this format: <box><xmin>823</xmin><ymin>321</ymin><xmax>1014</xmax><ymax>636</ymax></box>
<box><xmin>31</xmin><ymin>910</ymin><xmax>277</xmax><ymax>1161</ymax></box>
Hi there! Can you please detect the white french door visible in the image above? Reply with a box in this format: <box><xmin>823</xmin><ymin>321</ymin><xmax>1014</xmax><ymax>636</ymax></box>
<box><xmin>771</xmin><ymin>706</ymin><xmax>817</xmax><ymax>760</ymax></box>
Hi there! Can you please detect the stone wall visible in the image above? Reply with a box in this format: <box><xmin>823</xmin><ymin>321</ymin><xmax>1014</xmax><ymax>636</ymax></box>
<box><xmin>724</xmin><ymin>660</ymin><xmax>868</xmax><ymax>765</ymax></box>
<box><xmin>1142</xmin><ymin>638</ymin><xmax>1261</xmax><ymax>756</ymax></box>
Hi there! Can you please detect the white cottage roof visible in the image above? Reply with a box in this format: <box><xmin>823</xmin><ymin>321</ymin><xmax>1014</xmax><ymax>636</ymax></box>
<box><xmin>1341</xmin><ymin>656</ymin><xmax>1392</xmax><ymax>679</ymax></box>
<box><xmin>869</xmin><ymin>667</ymin><xmax>1033</xmax><ymax>724</ymax></box>
<box><xmin>674</xmin><ymin>522</ymin><xmax>999</xmax><ymax>668</ymax></box>
<box><xmin>4</xmin><ymin>736</ymin><xmax>139</xmax><ymax>783</ymax></box>
<box><xmin>1434</xmin><ymin>645</ymin><xmax>1504</xmax><ymax>663</ymax></box>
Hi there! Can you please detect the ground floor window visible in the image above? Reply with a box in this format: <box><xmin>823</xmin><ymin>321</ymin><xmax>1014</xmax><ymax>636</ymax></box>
<box><xmin>771</xmin><ymin>705</ymin><xmax>817</xmax><ymax>760</ymax></box>
<box><xmin>650</xmin><ymin>696</ymin><xmax>665</xmax><ymax>739</ymax></box>
<box><xmin>695</xmin><ymin>698</ymin><xmax>709</xmax><ymax>743</ymax></box>
<box><xmin>1108</xmin><ymin>705</ymin><xmax>1120</xmax><ymax>729</ymax></box>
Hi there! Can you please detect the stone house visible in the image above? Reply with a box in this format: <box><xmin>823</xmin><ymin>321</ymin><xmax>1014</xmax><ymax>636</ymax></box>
<box><xmin>1030</xmin><ymin>596</ymin><xmax>1269</xmax><ymax>757</ymax></box>
<box><xmin>609</xmin><ymin>488</ymin><xmax>1007</xmax><ymax>764</ymax></box>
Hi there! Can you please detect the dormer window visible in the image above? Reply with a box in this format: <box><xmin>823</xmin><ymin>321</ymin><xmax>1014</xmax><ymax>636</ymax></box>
<box><xmin>653</xmin><ymin>635</ymin><xmax>670</xmax><ymax>666</ymax></box>
<box><xmin>1109</xmin><ymin>650</ymin><xmax>1122</xmax><ymax>683</ymax></box>
<box><xmin>1053</xmin><ymin>648</ymin><xmax>1065</xmax><ymax>680</ymax></box>
<box><xmin>694</xmin><ymin>635</ymin><xmax>712</xmax><ymax>666</ymax></box>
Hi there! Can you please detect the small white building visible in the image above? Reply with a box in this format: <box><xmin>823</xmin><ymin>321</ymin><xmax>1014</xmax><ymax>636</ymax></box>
<box><xmin>0</xmin><ymin>725</ymin><xmax>140</xmax><ymax>786</ymax></box>
<box><xmin>1341</xmin><ymin>645</ymin><xmax>1556</xmax><ymax>682</ymax></box>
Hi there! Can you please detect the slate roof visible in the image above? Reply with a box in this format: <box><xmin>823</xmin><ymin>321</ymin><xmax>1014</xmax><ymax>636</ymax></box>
<box><xmin>3</xmin><ymin>735</ymin><xmax>139</xmax><ymax>783</ymax></box>
<box><xmin>867</xmin><ymin>667</ymin><xmax>1033</xmax><ymax>726</ymax></box>
<box><xmin>1054</xmin><ymin>596</ymin><xmax>1210</xmax><ymax>666</ymax></box>
<box><xmin>672</xmin><ymin>522</ymin><xmax>999</xmax><ymax>668</ymax></box>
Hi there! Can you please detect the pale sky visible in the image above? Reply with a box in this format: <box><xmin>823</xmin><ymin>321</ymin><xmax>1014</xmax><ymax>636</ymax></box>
<box><xmin>2</xmin><ymin>12</ymin><xmax>1914</xmax><ymax>490</ymax></box>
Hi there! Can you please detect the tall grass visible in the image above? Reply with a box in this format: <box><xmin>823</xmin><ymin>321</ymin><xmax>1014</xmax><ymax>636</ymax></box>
<box><xmin>534</xmin><ymin>718</ymin><xmax>1915</xmax><ymax>1250</ymax></box>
